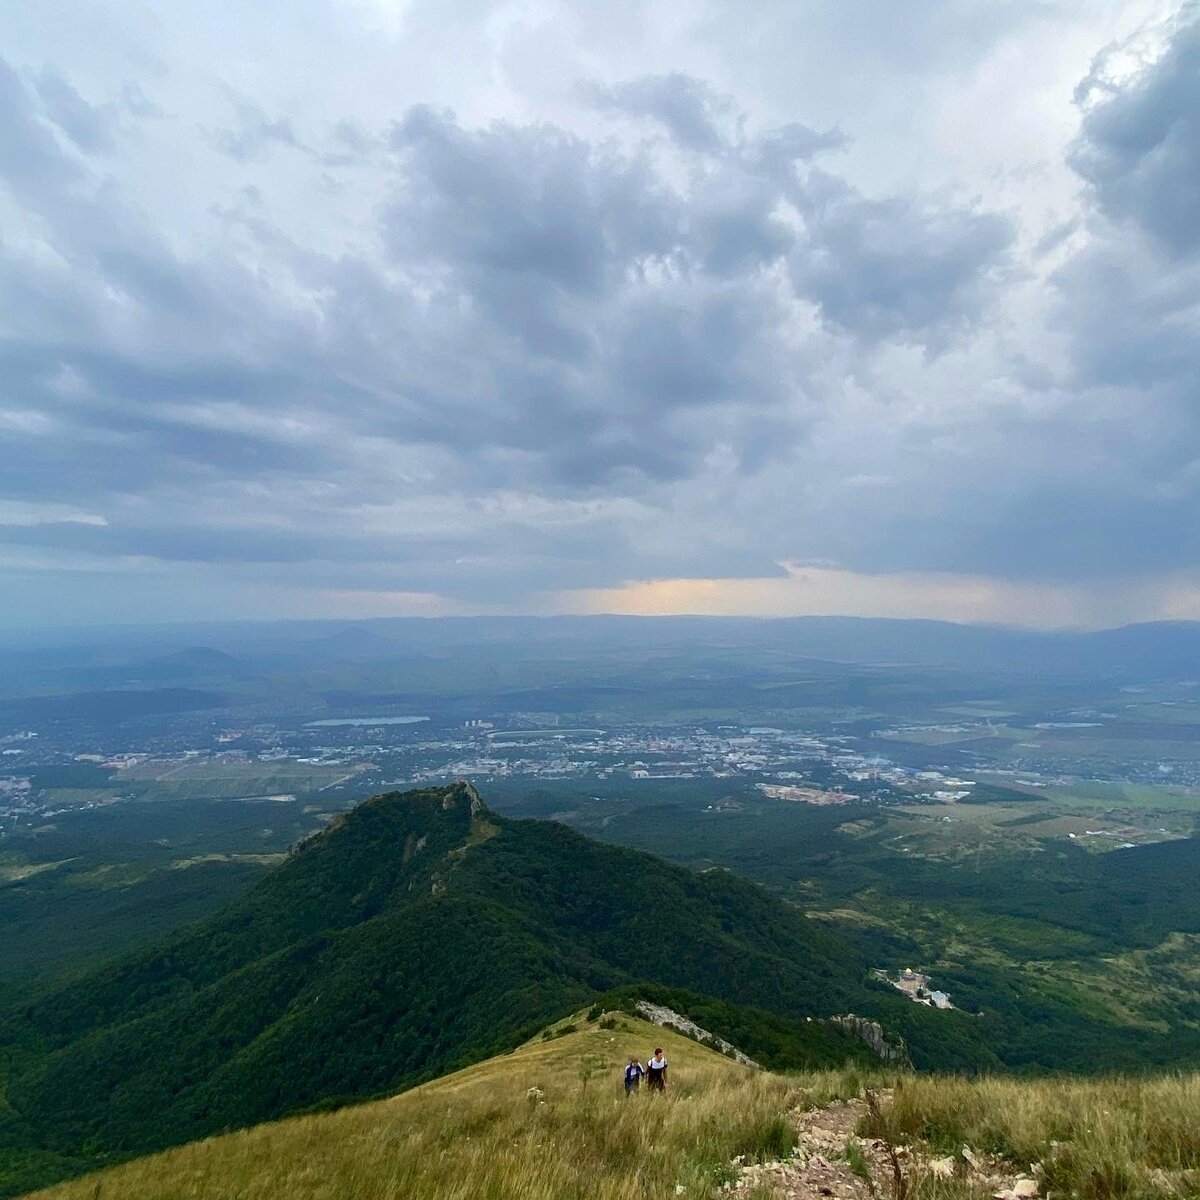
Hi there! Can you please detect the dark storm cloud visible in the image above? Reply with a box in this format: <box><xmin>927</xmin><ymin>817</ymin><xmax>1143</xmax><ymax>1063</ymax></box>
<box><xmin>1052</xmin><ymin>240</ymin><xmax>1199</xmax><ymax>391</ymax></box>
<box><xmin>0</xmin><ymin>47</ymin><xmax>1024</xmax><ymax>596</ymax></box>
<box><xmin>374</xmin><ymin>100</ymin><xmax>816</xmax><ymax>488</ymax></box>
<box><xmin>1070</xmin><ymin>16</ymin><xmax>1200</xmax><ymax>253</ymax></box>
<box><xmin>788</xmin><ymin>171</ymin><xmax>1014</xmax><ymax>347</ymax></box>
<box><xmin>388</xmin><ymin>104</ymin><xmax>677</xmax><ymax>297</ymax></box>
<box><xmin>572</xmin><ymin>29</ymin><xmax>1018</xmax><ymax>355</ymax></box>
<box><xmin>0</xmin><ymin>355</ymin><xmax>331</xmax><ymax>503</ymax></box>
<box><xmin>593</xmin><ymin>73</ymin><xmax>1015</xmax><ymax>346</ymax></box>
<box><xmin>686</xmin><ymin>163</ymin><xmax>794</xmax><ymax>276</ymax></box>
<box><xmin>376</xmin><ymin>92</ymin><xmax>1010</xmax><ymax>469</ymax></box>
<box><xmin>0</xmin><ymin>518</ymin><xmax>442</xmax><ymax>565</ymax></box>
<box><xmin>796</xmin><ymin>11</ymin><xmax>1200</xmax><ymax>588</ymax></box>
<box><xmin>1050</xmin><ymin>13</ymin><xmax>1200</xmax><ymax>396</ymax></box>
<box><xmin>818</xmin><ymin>464</ymin><xmax>1200</xmax><ymax>582</ymax></box>
<box><xmin>750</xmin><ymin>122</ymin><xmax>850</xmax><ymax>174</ymax></box>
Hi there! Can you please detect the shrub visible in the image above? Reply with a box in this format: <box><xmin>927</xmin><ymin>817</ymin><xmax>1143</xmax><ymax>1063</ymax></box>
<box><xmin>731</xmin><ymin>1113</ymin><xmax>795</xmax><ymax>1163</ymax></box>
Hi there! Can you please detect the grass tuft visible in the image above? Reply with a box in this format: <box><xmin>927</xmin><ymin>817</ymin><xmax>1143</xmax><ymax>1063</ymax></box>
<box><xmin>862</xmin><ymin>1072</ymin><xmax>1200</xmax><ymax>1200</ymax></box>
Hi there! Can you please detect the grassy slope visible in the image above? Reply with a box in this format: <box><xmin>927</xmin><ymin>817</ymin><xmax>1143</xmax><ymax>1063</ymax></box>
<box><xmin>23</xmin><ymin>1015</ymin><xmax>794</xmax><ymax>1200</ymax></box>
<box><xmin>868</xmin><ymin>1073</ymin><xmax>1200</xmax><ymax>1200</ymax></box>
<box><xmin>26</xmin><ymin>1014</ymin><xmax>1200</xmax><ymax>1200</ymax></box>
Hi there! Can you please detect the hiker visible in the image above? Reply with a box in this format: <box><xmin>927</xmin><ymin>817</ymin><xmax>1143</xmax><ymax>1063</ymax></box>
<box><xmin>624</xmin><ymin>1055</ymin><xmax>645</xmax><ymax>1094</ymax></box>
<box><xmin>645</xmin><ymin>1047</ymin><xmax>668</xmax><ymax>1092</ymax></box>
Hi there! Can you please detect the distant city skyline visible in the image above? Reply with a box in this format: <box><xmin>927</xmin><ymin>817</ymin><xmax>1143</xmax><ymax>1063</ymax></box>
<box><xmin>1</xmin><ymin>1</ymin><xmax>1197</xmax><ymax>629</ymax></box>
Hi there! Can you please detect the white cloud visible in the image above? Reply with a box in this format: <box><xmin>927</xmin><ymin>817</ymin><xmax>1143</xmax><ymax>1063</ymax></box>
<box><xmin>0</xmin><ymin>501</ymin><xmax>107</xmax><ymax>527</ymax></box>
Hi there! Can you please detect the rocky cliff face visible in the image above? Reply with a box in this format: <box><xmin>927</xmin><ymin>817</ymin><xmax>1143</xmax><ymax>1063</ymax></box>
<box><xmin>826</xmin><ymin>1015</ymin><xmax>910</xmax><ymax>1066</ymax></box>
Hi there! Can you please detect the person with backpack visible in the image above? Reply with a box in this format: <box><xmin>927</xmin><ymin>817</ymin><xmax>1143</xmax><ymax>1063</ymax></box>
<box><xmin>624</xmin><ymin>1055</ymin><xmax>645</xmax><ymax>1095</ymax></box>
<box><xmin>645</xmin><ymin>1047</ymin><xmax>668</xmax><ymax>1092</ymax></box>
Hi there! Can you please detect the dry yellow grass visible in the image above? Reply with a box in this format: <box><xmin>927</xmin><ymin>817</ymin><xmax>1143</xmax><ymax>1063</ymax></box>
<box><xmin>25</xmin><ymin>1016</ymin><xmax>796</xmax><ymax>1200</ymax></box>
<box><xmin>867</xmin><ymin>1072</ymin><xmax>1200</xmax><ymax>1200</ymax></box>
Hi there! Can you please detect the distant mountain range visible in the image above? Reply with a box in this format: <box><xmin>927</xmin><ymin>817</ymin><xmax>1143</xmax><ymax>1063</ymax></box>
<box><xmin>8</xmin><ymin>615</ymin><xmax>1200</xmax><ymax>685</ymax></box>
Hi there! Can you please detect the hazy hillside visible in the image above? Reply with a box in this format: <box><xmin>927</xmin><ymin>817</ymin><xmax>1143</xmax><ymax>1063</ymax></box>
<box><xmin>1</xmin><ymin>782</ymin><xmax>961</xmax><ymax>1197</ymax></box>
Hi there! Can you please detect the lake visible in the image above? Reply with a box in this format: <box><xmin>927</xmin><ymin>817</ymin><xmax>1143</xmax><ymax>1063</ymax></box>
<box><xmin>305</xmin><ymin>716</ymin><xmax>431</xmax><ymax>727</ymax></box>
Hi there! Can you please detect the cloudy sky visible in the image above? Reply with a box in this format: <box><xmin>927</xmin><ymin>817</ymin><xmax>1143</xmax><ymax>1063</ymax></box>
<box><xmin>1</xmin><ymin>0</ymin><xmax>1198</xmax><ymax>629</ymax></box>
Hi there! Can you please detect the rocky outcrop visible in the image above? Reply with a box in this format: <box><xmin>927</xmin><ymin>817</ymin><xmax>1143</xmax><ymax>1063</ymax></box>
<box><xmin>632</xmin><ymin>1001</ymin><xmax>762</xmax><ymax>1068</ymax></box>
<box><xmin>825</xmin><ymin>1015</ymin><xmax>910</xmax><ymax>1066</ymax></box>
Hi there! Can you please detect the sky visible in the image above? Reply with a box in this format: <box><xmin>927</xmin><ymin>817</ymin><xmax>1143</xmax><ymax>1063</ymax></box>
<box><xmin>1</xmin><ymin>0</ymin><xmax>1198</xmax><ymax>630</ymax></box>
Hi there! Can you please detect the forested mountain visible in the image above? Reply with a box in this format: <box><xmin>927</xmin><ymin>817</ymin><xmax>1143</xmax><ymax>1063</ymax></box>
<box><xmin>0</xmin><ymin>782</ymin><xmax>970</xmax><ymax>1197</ymax></box>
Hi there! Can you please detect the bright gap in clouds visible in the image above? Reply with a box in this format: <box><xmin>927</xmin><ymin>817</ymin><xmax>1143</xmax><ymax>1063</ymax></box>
<box><xmin>551</xmin><ymin>566</ymin><xmax>1200</xmax><ymax>632</ymax></box>
<box><xmin>0</xmin><ymin>0</ymin><xmax>1197</xmax><ymax>628</ymax></box>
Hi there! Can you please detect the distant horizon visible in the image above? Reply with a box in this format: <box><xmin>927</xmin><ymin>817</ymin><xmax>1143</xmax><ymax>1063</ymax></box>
<box><xmin>7</xmin><ymin>607</ymin><xmax>1200</xmax><ymax>645</ymax></box>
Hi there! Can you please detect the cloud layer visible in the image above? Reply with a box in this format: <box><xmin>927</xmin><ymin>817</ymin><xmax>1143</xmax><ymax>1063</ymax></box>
<box><xmin>0</xmin><ymin>0</ymin><xmax>1197</xmax><ymax>627</ymax></box>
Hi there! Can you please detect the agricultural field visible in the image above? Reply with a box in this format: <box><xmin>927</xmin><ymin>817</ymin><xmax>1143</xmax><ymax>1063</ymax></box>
<box><xmin>879</xmin><ymin>723</ymin><xmax>1026</xmax><ymax>748</ymax></box>
<box><xmin>115</xmin><ymin>758</ymin><xmax>362</xmax><ymax>801</ymax></box>
<box><xmin>1031</xmin><ymin>779</ymin><xmax>1200</xmax><ymax>813</ymax></box>
<box><xmin>885</xmin><ymin>799</ymin><xmax>1190</xmax><ymax>860</ymax></box>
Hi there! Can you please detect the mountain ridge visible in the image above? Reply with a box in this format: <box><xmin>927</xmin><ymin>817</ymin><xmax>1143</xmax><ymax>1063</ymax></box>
<box><xmin>1</xmin><ymin>782</ymin><xmax>958</xmax><ymax>1197</ymax></box>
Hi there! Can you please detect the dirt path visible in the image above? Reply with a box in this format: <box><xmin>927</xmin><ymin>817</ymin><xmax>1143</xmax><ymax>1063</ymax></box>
<box><xmin>729</xmin><ymin>1096</ymin><xmax>891</xmax><ymax>1200</ymax></box>
<box><xmin>728</xmin><ymin>1093</ymin><xmax>1040</xmax><ymax>1200</ymax></box>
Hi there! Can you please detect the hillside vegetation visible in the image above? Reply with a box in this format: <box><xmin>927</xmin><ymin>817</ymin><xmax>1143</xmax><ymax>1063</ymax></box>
<box><xmin>567</xmin><ymin>779</ymin><xmax>1200</xmax><ymax>1075</ymax></box>
<box><xmin>25</xmin><ymin>1013</ymin><xmax>1200</xmax><ymax>1200</ymax></box>
<box><xmin>3</xmin><ymin>783</ymin><xmax>960</xmax><ymax>1197</ymax></box>
<box><xmin>23</xmin><ymin>1015</ymin><xmax>791</xmax><ymax>1200</ymax></box>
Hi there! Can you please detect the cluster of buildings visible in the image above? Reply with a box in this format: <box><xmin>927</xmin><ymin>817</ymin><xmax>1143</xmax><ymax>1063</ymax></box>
<box><xmin>757</xmin><ymin>783</ymin><xmax>856</xmax><ymax>805</ymax></box>
<box><xmin>398</xmin><ymin>724</ymin><xmax>889</xmax><ymax>788</ymax></box>
<box><xmin>73</xmin><ymin>752</ymin><xmax>147</xmax><ymax>769</ymax></box>
<box><xmin>879</xmin><ymin>967</ymin><xmax>954</xmax><ymax>1009</ymax></box>
<box><xmin>0</xmin><ymin>708</ymin><xmax>1003</xmax><ymax>835</ymax></box>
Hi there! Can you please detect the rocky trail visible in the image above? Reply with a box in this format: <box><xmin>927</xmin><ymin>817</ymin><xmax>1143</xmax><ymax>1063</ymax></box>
<box><xmin>726</xmin><ymin>1092</ymin><xmax>1042</xmax><ymax>1200</ymax></box>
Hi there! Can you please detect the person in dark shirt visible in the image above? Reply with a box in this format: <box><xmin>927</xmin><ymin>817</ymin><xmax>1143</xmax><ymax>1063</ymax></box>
<box><xmin>624</xmin><ymin>1055</ymin><xmax>645</xmax><ymax>1094</ymax></box>
<box><xmin>645</xmin><ymin>1047</ymin><xmax>668</xmax><ymax>1092</ymax></box>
